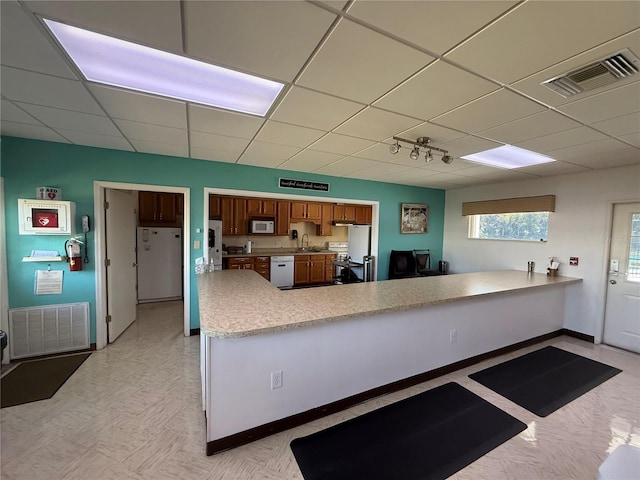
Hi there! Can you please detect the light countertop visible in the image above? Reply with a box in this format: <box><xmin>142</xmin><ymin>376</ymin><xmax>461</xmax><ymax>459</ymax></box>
<box><xmin>197</xmin><ymin>270</ymin><xmax>581</xmax><ymax>339</ymax></box>
<box><xmin>223</xmin><ymin>249</ymin><xmax>336</xmax><ymax>258</ymax></box>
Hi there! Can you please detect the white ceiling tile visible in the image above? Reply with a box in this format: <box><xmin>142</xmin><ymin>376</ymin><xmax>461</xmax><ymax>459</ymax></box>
<box><xmin>375</xmin><ymin>61</ymin><xmax>498</xmax><ymax>120</ymax></box>
<box><xmin>479</xmin><ymin>111</ymin><xmax>581</xmax><ymax>145</ymax></box>
<box><xmin>619</xmin><ymin>132</ymin><xmax>640</xmax><ymax>148</ymax></box>
<box><xmin>237</xmin><ymin>141</ymin><xmax>302</xmax><ymax>168</ymax></box>
<box><xmin>54</xmin><ymin>129</ymin><xmax>133</xmax><ymax>151</ymax></box>
<box><xmin>450</xmin><ymin>164</ymin><xmax>504</xmax><ymax>176</ymax></box>
<box><xmin>516</xmin><ymin>127</ymin><xmax>610</xmax><ymax>154</ymax></box>
<box><xmin>559</xmin><ymin>82</ymin><xmax>640</xmax><ymax>124</ymax></box>
<box><xmin>297</xmin><ymin>18</ymin><xmax>433</xmax><ymax>103</ymax></box>
<box><xmin>348</xmin><ymin>1</ymin><xmax>517</xmax><ymax>55</ymax></box>
<box><xmin>189</xmin><ymin>105</ymin><xmax>264</xmax><ymax>139</ymax></box>
<box><xmin>18</xmin><ymin>103</ymin><xmax>120</xmax><ymax>136</ymax></box>
<box><xmin>562</xmin><ymin>146</ymin><xmax>640</xmax><ymax>169</ymax></box>
<box><xmin>353</xmin><ymin>142</ymin><xmax>400</xmax><ymax>162</ymax></box>
<box><xmin>270</xmin><ymin>87</ymin><xmax>365</xmax><ymax>131</ymax></box>
<box><xmin>185</xmin><ymin>1</ymin><xmax>336</xmax><ymax>81</ymax></box>
<box><xmin>191</xmin><ymin>147</ymin><xmax>241</xmax><ymax>164</ymax></box>
<box><xmin>437</xmin><ymin>135</ymin><xmax>502</xmax><ymax>158</ymax></box>
<box><xmin>474</xmin><ymin>170</ymin><xmax>538</xmax><ymax>182</ymax></box>
<box><xmin>400</xmin><ymin>122</ymin><xmax>467</xmax><ymax>145</ymax></box>
<box><xmin>545</xmin><ymin>138</ymin><xmax>635</xmax><ymax>162</ymax></box>
<box><xmin>593</xmin><ymin>112</ymin><xmax>640</xmax><ymax>137</ymax></box>
<box><xmin>345</xmin><ymin>162</ymin><xmax>412</xmax><ymax>180</ymax></box>
<box><xmin>255</xmin><ymin>121</ymin><xmax>326</xmax><ymax>148</ymax></box>
<box><xmin>511</xmin><ymin>30</ymin><xmax>640</xmax><ymax>108</ymax></box>
<box><xmin>446</xmin><ymin>1</ymin><xmax>640</xmax><ymax>83</ymax></box>
<box><xmin>130</xmin><ymin>140</ymin><xmax>188</xmax><ymax>158</ymax></box>
<box><xmin>189</xmin><ymin>131</ymin><xmax>250</xmax><ymax>157</ymax></box>
<box><xmin>308</xmin><ymin>133</ymin><xmax>376</xmax><ymax>155</ymax></box>
<box><xmin>0</xmin><ymin>2</ymin><xmax>76</xmax><ymax>78</ymax></box>
<box><xmin>114</xmin><ymin>119</ymin><xmax>187</xmax><ymax>145</ymax></box>
<box><xmin>89</xmin><ymin>85</ymin><xmax>187</xmax><ymax>129</ymax></box>
<box><xmin>1</xmin><ymin>66</ymin><xmax>104</xmax><ymax>114</ymax></box>
<box><xmin>313</xmin><ymin>157</ymin><xmax>379</xmax><ymax>176</ymax></box>
<box><xmin>0</xmin><ymin>120</ymin><xmax>68</xmax><ymax>143</ymax></box>
<box><xmin>431</xmin><ymin>89</ymin><xmax>546</xmax><ymax>133</ymax></box>
<box><xmin>25</xmin><ymin>0</ymin><xmax>183</xmax><ymax>52</ymax></box>
<box><xmin>1</xmin><ymin>99</ymin><xmax>41</xmax><ymax>124</ymax></box>
<box><xmin>518</xmin><ymin>161</ymin><xmax>591</xmax><ymax>176</ymax></box>
<box><xmin>279</xmin><ymin>150</ymin><xmax>344</xmax><ymax>172</ymax></box>
<box><xmin>334</xmin><ymin>107</ymin><xmax>422</xmax><ymax>142</ymax></box>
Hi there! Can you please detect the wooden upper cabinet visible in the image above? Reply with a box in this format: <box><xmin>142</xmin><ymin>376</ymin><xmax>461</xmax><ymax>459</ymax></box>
<box><xmin>247</xmin><ymin>198</ymin><xmax>277</xmax><ymax>216</ymax></box>
<box><xmin>138</xmin><ymin>191</ymin><xmax>178</xmax><ymax>225</ymax></box>
<box><xmin>317</xmin><ymin>203</ymin><xmax>333</xmax><ymax>236</ymax></box>
<box><xmin>209</xmin><ymin>195</ymin><xmax>222</xmax><ymax>219</ymax></box>
<box><xmin>276</xmin><ymin>201</ymin><xmax>290</xmax><ymax>236</ymax></box>
<box><xmin>291</xmin><ymin>202</ymin><xmax>321</xmax><ymax>222</ymax></box>
<box><xmin>221</xmin><ymin>197</ymin><xmax>248</xmax><ymax>235</ymax></box>
<box><xmin>333</xmin><ymin>204</ymin><xmax>356</xmax><ymax>222</ymax></box>
<box><xmin>306</xmin><ymin>203</ymin><xmax>321</xmax><ymax>221</ymax></box>
<box><xmin>355</xmin><ymin>205</ymin><xmax>372</xmax><ymax>224</ymax></box>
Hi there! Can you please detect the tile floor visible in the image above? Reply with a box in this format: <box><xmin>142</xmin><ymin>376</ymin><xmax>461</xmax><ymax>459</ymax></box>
<box><xmin>1</xmin><ymin>300</ymin><xmax>639</xmax><ymax>479</ymax></box>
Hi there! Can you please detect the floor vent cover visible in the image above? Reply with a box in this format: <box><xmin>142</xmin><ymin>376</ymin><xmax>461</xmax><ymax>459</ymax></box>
<box><xmin>542</xmin><ymin>48</ymin><xmax>639</xmax><ymax>97</ymax></box>
<box><xmin>9</xmin><ymin>302</ymin><xmax>90</xmax><ymax>359</ymax></box>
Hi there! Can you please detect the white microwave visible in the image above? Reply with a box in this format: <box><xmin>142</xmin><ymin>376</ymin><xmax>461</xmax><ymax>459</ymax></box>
<box><xmin>250</xmin><ymin>220</ymin><xmax>274</xmax><ymax>234</ymax></box>
<box><xmin>18</xmin><ymin>199</ymin><xmax>76</xmax><ymax>235</ymax></box>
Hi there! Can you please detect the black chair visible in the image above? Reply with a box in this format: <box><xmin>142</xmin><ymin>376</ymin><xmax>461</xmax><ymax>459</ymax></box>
<box><xmin>414</xmin><ymin>249</ymin><xmax>441</xmax><ymax>276</ymax></box>
<box><xmin>388</xmin><ymin>250</ymin><xmax>418</xmax><ymax>279</ymax></box>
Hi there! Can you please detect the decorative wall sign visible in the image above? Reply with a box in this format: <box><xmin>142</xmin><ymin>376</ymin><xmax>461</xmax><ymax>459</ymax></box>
<box><xmin>279</xmin><ymin>178</ymin><xmax>329</xmax><ymax>192</ymax></box>
<box><xmin>401</xmin><ymin>203</ymin><xmax>428</xmax><ymax>234</ymax></box>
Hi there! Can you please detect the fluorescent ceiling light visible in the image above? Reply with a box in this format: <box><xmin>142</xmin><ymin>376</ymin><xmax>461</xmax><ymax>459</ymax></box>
<box><xmin>461</xmin><ymin>145</ymin><xmax>556</xmax><ymax>169</ymax></box>
<box><xmin>43</xmin><ymin>19</ymin><xmax>284</xmax><ymax>116</ymax></box>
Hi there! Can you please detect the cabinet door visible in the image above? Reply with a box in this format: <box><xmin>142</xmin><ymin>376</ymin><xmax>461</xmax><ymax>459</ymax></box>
<box><xmin>138</xmin><ymin>191</ymin><xmax>157</xmax><ymax>223</ymax></box>
<box><xmin>309</xmin><ymin>256</ymin><xmax>325</xmax><ymax>283</ymax></box>
<box><xmin>333</xmin><ymin>204</ymin><xmax>344</xmax><ymax>221</ymax></box>
<box><xmin>276</xmin><ymin>201</ymin><xmax>290</xmax><ymax>236</ymax></box>
<box><xmin>343</xmin><ymin>205</ymin><xmax>356</xmax><ymax>222</ymax></box>
<box><xmin>246</xmin><ymin>198</ymin><xmax>263</xmax><ymax>216</ymax></box>
<box><xmin>290</xmin><ymin>202</ymin><xmax>307</xmax><ymax>220</ymax></box>
<box><xmin>262</xmin><ymin>199</ymin><xmax>277</xmax><ymax>216</ymax></box>
<box><xmin>221</xmin><ymin>197</ymin><xmax>235</xmax><ymax>235</ymax></box>
<box><xmin>294</xmin><ymin>256</ymin><xmax>310</xmax><ymax>285</ymax></box>
<box><xmin>209</xmin><ymin>195</ymin><xmax>222</xmax><ymax>219</ymax></box>
<box><xmin>306</xmin><ymin>203</ymin><xmax>322</xmax><ymax>221</ymax></box>
<box><xmin>355</xmin><ymin>205</ymin><xmax>372</xmax><ymax>224</ymax></box>
<box><xmin>234</xmin><ymin>198</ymin><xmax>248</xmax><ymax>235</ymax></box>
<box><xmin>317</xmin><ymin>203</ymin><xmax>333</xmax><ymax>236</ymax></box>
<box><xmin>157</xmin><ymin>193</ymin><xmax>177</xmax><ymax>223</ymax></box>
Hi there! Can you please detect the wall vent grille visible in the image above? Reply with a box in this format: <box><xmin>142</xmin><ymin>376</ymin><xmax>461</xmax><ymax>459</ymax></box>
<box><xmin>9</xmin><ymin>302</ymin><xmax>89</xmax><ymax>359</ymax></box>
<box><xmin>542</xmin><ymin>49</ymin><xmax>639</xmax><ymax>97</ymax></box>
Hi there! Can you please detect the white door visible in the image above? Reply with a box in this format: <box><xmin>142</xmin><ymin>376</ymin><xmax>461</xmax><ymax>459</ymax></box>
<box><xmin>603</xmin><ymin>202</ymin><xmax>640</xmax><ymax>353</ymax></box>
<box><xmin>105</xmin><ymin>189</ymin><xmax>137</xmax><ymax>342</ymax></box>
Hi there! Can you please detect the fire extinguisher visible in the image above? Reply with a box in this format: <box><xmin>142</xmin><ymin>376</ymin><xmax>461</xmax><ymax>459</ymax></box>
<box><xmin>65</xmin><ymin>239</ymin><xmax>82</xmax><ymax>271</ymax></box>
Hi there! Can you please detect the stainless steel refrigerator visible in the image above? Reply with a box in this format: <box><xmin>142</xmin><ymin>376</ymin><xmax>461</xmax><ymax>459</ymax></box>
<box><xmin>136</xmin><ymin>227</ymin><xmax>183</xmax><ymax>303</ymax></box>
<box><xmin>347</xmin><ymin>225</ymin><xmax>372</xmax><ymax>281</ymax></box>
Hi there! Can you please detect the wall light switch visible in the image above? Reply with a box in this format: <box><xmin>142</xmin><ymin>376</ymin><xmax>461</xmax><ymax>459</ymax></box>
<box><xmin>194</xmin><ymin>240</ymin><xmax>201</xmax><ymax>249</ymax></box>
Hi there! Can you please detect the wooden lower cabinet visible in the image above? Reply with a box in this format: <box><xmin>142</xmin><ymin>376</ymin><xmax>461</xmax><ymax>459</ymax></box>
<box><xmin>254</xmin><ymin>256</ymin><xmax>270</xmax><ymax>281</ymax></box>
<box><xmin>227</xmin><ymin>257</ymin><xmax>254</xmax><ymax>270</ymax></box>
<box><xmin>294</xmin><ymin>254</ymin><xmax>328</xmax><ymax>286</ymax></box>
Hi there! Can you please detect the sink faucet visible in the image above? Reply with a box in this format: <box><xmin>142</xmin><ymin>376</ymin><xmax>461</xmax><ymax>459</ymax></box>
<box><xmin>302</xmin><ymin>234</ymin><xmax>309</xmax><ymax>249</ymax></box>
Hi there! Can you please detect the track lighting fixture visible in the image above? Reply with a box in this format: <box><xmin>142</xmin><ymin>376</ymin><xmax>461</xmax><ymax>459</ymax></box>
<box><xmin>425</xmin><ymin>150</ymin><xmax>433</xmax><ymax>163</ymax></box>
<box><xmin>390</xmin><ymin>136</ymin><xmax>453</xmax><ymax>165</ymax></box>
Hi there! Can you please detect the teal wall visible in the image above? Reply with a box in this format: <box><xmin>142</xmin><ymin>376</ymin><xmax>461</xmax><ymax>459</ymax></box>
<box><xmin>1</xmin><ymin>136</ymin><xmax>445</xmax><ymax>341</ymax></box>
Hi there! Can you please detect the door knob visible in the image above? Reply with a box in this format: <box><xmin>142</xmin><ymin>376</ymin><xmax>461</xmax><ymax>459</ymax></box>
<box><xmin>609</xmin><ymin>279</ymin><xmax>617</xmax><ymax>285</ymax></box>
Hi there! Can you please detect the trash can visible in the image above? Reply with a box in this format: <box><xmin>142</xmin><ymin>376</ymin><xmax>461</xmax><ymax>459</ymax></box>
<box><xmin>438</xmin><ymin>261</ymin><xmax>449</xmax><ymax>274</ymax></box>
<box><xmin>0</xmin><ymin>330</ymin><xmax>7</xmax><ymax>362</ymax></box>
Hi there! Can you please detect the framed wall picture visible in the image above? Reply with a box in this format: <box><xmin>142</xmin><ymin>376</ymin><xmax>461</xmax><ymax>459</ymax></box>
<box><xmin>401</xmin><ymin>203</ymin><xmax>428</xmax><ymax>234</ymax></box>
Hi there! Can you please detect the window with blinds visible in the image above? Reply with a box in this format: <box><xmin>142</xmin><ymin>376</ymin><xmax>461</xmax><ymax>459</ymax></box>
<box><xmin>463</xmin><ymin>195</ymin><xmax>555</xmax><ymax>242</ymax></box>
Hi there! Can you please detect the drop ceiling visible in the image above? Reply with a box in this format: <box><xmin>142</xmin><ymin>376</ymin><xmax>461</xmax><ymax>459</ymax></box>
<box><xmin>1</xmin><ymin>0</ymin><xmax>639</xmax><ymax>190</ymax></box>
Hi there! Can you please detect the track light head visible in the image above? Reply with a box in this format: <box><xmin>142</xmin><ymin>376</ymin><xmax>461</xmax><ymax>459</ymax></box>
<box><xmin>425</xmin><ymin>150</ymin><xmax>433</xmax><ymax>163</ymax></box>
<box><xmin>389</xmin><ymin>142</ymin><xmax>400</xmax><ymax>154</ymax></box>
<box><xmin>441</xmin><ymin>154</ymin><xmax>453</xmax><ymax>164</ymax></box>
<box><xmin>409</xmin><ymin>146</ymin><xmax>420</xmax><ymax>160</ymax></box>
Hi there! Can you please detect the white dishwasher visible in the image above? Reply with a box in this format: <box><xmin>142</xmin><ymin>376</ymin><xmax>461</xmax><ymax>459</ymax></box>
<box><xmin>270</xmin><ymin>256</ymin><xmax>294</xmax><ymax>289</ymax></box>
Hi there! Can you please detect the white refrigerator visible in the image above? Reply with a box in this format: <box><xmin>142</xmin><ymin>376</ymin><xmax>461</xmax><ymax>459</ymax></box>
<box><xmin>137</xmin><ymin>227</ymin><xmax>183</xmax><ymax>303</ymax></box>
<box><xmin>347</xmin><ymin>225</ymin><xmax>371</xmax><ymax>280</ymax></box>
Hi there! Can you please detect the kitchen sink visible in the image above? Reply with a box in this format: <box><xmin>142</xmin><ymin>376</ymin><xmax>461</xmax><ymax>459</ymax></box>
<box><xmin>296</xmin><ymin>247</ymin><xmax>324</xmax><ymax>253</ymax></box>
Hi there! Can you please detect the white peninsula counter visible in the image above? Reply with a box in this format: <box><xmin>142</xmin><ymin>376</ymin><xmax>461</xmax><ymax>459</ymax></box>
<box><xmin>198</xmin><ymin>270</ymin><xmax>581</xmax><ymax>454</ymax></box>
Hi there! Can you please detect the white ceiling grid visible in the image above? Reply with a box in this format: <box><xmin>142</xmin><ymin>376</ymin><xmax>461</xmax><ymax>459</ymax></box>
<box><xmin>1</xmin><ymin>0</ymin><xmax>638</xmax><ymax>189</ymax></box>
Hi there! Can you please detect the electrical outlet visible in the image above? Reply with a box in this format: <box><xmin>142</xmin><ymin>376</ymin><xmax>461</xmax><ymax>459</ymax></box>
<box><xmin>271</xmin><ymin>370</ymin><xmax>283</xmax><ymax>390</ymax></box>
<box><xmin>450</xmin><ymin>329</ymin><xmax>457</xmax><ymax>344</ymax></box>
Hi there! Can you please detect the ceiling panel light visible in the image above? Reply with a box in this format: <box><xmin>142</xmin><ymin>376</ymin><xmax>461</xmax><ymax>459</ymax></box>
<box><xmin>461</xmin><ymin>145</ymin><xmax>555</xmax><ymax>169</ymax></box>
<box><xmin>43</xmin><ymin>19</ymin><xmax>285</xmax><ymax>116</ymax></box>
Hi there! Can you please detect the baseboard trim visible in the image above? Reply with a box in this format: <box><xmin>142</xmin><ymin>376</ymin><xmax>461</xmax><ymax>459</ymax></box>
<box><xmin>562</xmin><ymin>328</ymin><xmax>594</xmax><ymax>343</ymax></box>
<box><xmin>206</xmin><ymin>329</ymin><xmax>564</xmax><ymax>455</ymax></box>
<box><xmin>190</xmin><ymin>328</ymin><xmax>200</xmax><ymax>336</ymax></box>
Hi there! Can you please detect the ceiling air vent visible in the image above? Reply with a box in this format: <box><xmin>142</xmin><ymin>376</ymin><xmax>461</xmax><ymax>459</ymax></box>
<box><xmin>542</xmin><ymin>48</ymin><xmax>639</xmax><ymax>97</ymax></box>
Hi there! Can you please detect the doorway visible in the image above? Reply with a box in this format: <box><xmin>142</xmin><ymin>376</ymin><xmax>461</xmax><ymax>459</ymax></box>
<box><xmin>94</xmin><ymin>181</ymin><xmax>191</xmax><ymax>350</ymax></box>
<box><xmin>603</xmin><ymin>202</ymin><xmax>640</xmax><ymax>353</ymax></box>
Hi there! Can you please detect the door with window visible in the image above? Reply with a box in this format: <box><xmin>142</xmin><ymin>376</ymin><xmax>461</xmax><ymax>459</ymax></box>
<box><xmin>603</xmin><ymin>203</ymin><xmax>640</xmax><ymax>353</ymax></box>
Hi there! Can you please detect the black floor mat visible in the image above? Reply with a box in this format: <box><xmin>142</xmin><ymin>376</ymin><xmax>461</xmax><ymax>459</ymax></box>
<box><xmin>469</xmin><ymin>346</ymin><xmax>621</xmax><ymax>417</ymax></box>
<box><xmin>290</xmin><ymin>382</ymin><xmax>526</xmax><ymax>480</ymax></box>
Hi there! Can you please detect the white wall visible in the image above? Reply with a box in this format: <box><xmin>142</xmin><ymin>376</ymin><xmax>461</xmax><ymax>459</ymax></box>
<box><xmin>206</xmin><ymin>286</ymin><xmax>566</xmax><ymax>441</ymax></box>
<box><xmin>443</xmin><ymin>164</ymin><xmax>640</xmax><ymax>340</ymax></box>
